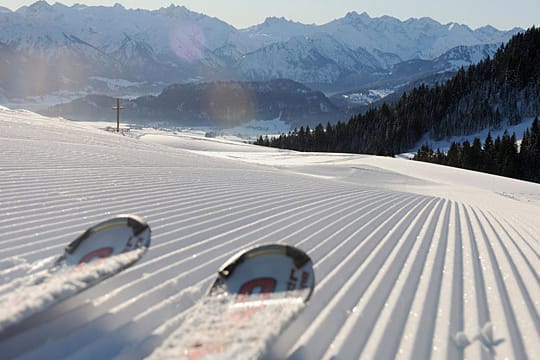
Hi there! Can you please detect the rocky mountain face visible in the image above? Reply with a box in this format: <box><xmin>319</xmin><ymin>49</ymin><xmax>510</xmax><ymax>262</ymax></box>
<box><xmin>42</xmin><ymin>79</ymin><xmax>342</xmax><ymax>128</ymax></box>
<box><xmin>0</xmin><ymin>2</ymin><xmax>522</xmax><ymax>101</ymax></box>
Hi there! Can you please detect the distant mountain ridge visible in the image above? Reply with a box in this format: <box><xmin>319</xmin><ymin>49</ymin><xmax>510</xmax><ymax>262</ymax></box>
<box><xmin>246</xmin><ymin>12</ymin><xmax>517</xmax><ymax>60</ymax></box>
<box><xmin>0</xmin><ymin>1</ymin><xmax>522</xmax><ymax>101</ymax></box>
<box><xmin>42</xmin><ymin>79</ymin><xmax>342</xmax><ymax>128</ymax></box>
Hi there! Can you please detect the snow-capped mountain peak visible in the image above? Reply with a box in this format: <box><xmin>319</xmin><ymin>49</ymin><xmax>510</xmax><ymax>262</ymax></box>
<box><xmin>0</xmin><ymin>3</ymin><xmax>522</xmax><ymax>100</ymax></box>
<box><xmin>26</xmin><ymin>0</ymin><xmax>53</xmax><ymax>10</ymax></box>
<box><xmin>243</xmin><ymin>15</ymin><xmax>315</xmax><ymax>45</ymax></box>
<box><xmin>261</xmin><ymin>16</ymin><xmax>294</xmax><ymax>25</ymax></box>
<box><xmin>342</xmin><ymin>11</ymin><xmax>371</xmax><ymax>23</ymax></box>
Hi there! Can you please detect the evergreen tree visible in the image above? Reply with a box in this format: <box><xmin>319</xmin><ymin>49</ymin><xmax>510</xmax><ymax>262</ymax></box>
<box><xmin>522</xmin><ymin>117</ymin><xmax>540</xmax><ymax>181</ymax></box>
<box><xmin>412</xmin><ymin>121</ymin><xmax>540</xmax><ymax>184</ymax></box>
<box><xmin>447</xmin><ymin>142</ymin><xmax>460</xmax><ymax>167</ymax></box>
<box><xmin>470</xmin><ymin>138</ymin><xmax>483</xmax><ymax>171</ymax></box>
<box><xmin>497</xmin><ymin>132</ymin><xmax>519</xmax><ymax>177</ymax></box>
<box><xmin>483</xmin><ymin>132</ymin><xmax>496</xmax><ymax>173</ymax></box>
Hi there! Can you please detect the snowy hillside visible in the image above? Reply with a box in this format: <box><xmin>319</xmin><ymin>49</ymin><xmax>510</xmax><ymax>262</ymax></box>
<box><xmin>434</xmin><ymin>43</ymin><xmax>501</xmax><ymax>71</ymax></box>
<box><xmin>0</xmin><ymin>107</ymin><xmax>539</xmax><ymax>359</ymax></box>
<box><xmin>237</xmin><ymin>33</ymin><xmax>381</xmax><ymax>84</ymax></box>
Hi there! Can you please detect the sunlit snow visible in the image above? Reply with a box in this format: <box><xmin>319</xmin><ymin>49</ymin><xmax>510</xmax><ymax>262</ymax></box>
<box><xmin>0</xmin><ymin>107</ymin><xmax>538</xmax><ymax>359</ymax></box>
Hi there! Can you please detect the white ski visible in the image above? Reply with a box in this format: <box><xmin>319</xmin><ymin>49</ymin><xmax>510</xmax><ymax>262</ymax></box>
<box><xmin>148</xmin><ymin>243</ymin><xmax>315</xmax><ymax>360</ymax></box>
<box><xmin>0</xmin><ymin>214</ymin><xmax>151</xmax><ymax>333</ymax></box>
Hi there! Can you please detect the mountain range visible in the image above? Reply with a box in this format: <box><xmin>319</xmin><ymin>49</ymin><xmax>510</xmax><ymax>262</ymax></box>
<box><xmin>42</xmin><ymin>79</ymin><xmax>342</xmax><ymax>128</ymax></box>
<box><xmin>0</xmin><ymin>1</ymin><xmax>522</xmax><ymax>103</ymax></box>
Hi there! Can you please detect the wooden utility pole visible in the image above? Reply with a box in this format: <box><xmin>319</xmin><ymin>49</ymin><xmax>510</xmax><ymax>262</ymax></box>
<box><xmin>112</xmin><ymin>98</ymin><xmax>124</xmax><ymax>132</ymax></box>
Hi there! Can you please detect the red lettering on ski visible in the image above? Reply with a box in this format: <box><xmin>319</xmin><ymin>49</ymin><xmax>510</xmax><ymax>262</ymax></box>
<box><xmin>78</xmin><ymin>247</ymin><xmax>114</xmax><ymax>264</ymax></box>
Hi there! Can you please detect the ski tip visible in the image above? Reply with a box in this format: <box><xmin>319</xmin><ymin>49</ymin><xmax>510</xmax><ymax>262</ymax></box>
<box><xmin>212</xmin><ymin>243</ymin><xmax>315</xmax><ymax>302</ymax></box>
<box><xmin>58</xmin><ymin>214</ymin><xmax>151</xmax><ymax>267</ymax></box>
<box><xmin>65</xmin><ymin>215</ymin><xmax>150</xmax><ymax>254</ymax></box>
<box><xmin>218</xmin><ymin>244</ymin><xmax>312</xmax><ymax>277</ymax></box>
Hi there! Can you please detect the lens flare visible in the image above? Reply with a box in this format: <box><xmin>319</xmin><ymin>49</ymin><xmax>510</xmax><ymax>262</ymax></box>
<box><xmin>169</xmin><ymin>22</ymin><xmax>206</xmax><ymax>63</ymax></box>
<box><xmin>203</xmin><ymin>82</ymin><xmax>256</xmax><ymax>127</ymax></box>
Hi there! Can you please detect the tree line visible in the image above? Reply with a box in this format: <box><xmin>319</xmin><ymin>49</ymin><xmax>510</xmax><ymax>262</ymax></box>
<box><xmin>255</xmin><ymin>27</ymin><xmax>540</xmax><ymax>182</ymax></box>
<box><xmin>414</xmin><ymin>117</ymin><xmax>540</xmax><ymax>182</ymax></box>
<box><xmin>256</xmin><ymin>27</ymin><xmax>540</xmax><ymax>158</ymax></box>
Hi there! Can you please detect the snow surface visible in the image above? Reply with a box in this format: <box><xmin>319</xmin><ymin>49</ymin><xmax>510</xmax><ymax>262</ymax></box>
<box><xmin>0</xmin><ymin>107</ymin><xmax>539</xmax><ymax>359</ymax></box>
<box><xmin>342</xmin><ymin>89</ymin><xmax>396</xmax><ymax>106</ymax></box>
<box><xmin>0</xmin><ymin>249</ymin><xmax>145</xmax><ymax>333</ymax></box>
<box><xmin>145</xmin><ymin>296</ymin><xmax>305</xmax><ymax>360</ymax></box>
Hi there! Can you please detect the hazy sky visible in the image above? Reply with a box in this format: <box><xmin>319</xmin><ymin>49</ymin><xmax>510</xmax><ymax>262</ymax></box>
<box><xmin>2</xmin><ymin>0</ymin><xmax>538</xmax><ymax>30</ymax></box>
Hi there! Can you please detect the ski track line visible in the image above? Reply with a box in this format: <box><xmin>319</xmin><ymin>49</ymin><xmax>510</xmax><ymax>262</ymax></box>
<box><xmin>502</xmin><ymin>212</ymin><xmax>540</xmax><ymax>255</ymax></box>
<box><xmin>463</xmin><ymin>204</ymin><xmax>511</xmax><ymax>359</ymax></box>
<box><xmin>4</xmin><ymin>184</ymin><xmax>356</xmax><ymax>320</ymax></box>
<box><xmin>130</xmin><ymin>193</ymin><xmax>414</xmax><ymax>354</ymax></box>
<box><xmin>125</xmin><ymin>189</ymin><xmax>357</xmax><ymax>272</ymax></box>
<box><xmin>57</xmin><ymin>191</ymin><xmax>395</xmax><ymax>359</ymax></box>
<box><xmin>88</xmin><ymin>188</ymin><xmax>368</xmax><ymax>310</ymax></box>
<box><xmin>0</xmin><ymin>187</ymin><xmax>377</xmax><ymax>358</ymax></box>
<box><xmin>113</xmin><ymin>286</ymin><xmax>212</xmax><ymax>360</ymax></box>
<box><xmin>0</xmin><ymin>178</ymin><xmax>301</xmax><ymax>251</ymax></box>
<box><xmin>300</xmin><ymin>192</ymin><xmax>415</xmax><ymax>280</ymax></box>
<box><xmin>392</xmin><ymin>199</ymin><xmax>452</xmax><ymax>359</ymax></box>
<box><xmin>1</xmin><ymin>166</ymin><xmax>350</xmax><ymax>227</ymax></box>
<box><xmin>497</xmin><ymin>213</ymin><xmax>540</xmax><ymax>265</ymax></box>
<box><xmin>25</xmin><ymin>186</ymin><xmax>362</xmax><ymax>300</ymax></box>
<box><xmin>443</xmin><ymin>202</ymin><xmax>465</xmax><ymax>360</ymax></box>
<box><xmin>469</xmin><ymin>206</ymin><xmax>528</xmax><ymax>359</ymax></box>
<box><xmin>271</xmin><ymin>195</ymin><xmax>433</xmax><ymax>359</ymax></box>
<box><xmin>0</xmin><ymin>174</ymin><xmax>236</xmax><ymax>224</ymax></box>
<box><xmin>288</xmin><ymin>195</ymin><xmax>434</xmax><ymax>358</ymax></box>
<box><xmin>294</xmin><ymin>192</ymin><xmax>406</xmax><ymax>255</ymax></box>
<box><xmin>455</xmin><ymin>203</ymin><xmax>484</xmax><ymax>360</ymax></box>
<box><xmin>268</xmin><ymin>193</ymin><xmax>424</xmax><ymax>358</ymax></box>
<box><xmin>481</xmin><ymin>209</ymin><xmax>540</xmax><ymax>355</ymax></box>
<box><xmin>89</xmin><ymin>188</ymin><xmax>384</xmax><ymax>312</ymax></box>
<box><xmin>1</xmin><ymin>171</ymin><xmax>264</xmax><ymax>242</ymax></box>
<box><xmin>318</xmin><ymin>198</ymin><xmax>443</xmax><ymax>359</ymax></box>
<box><xmin>498</xmin><ymin>217</ymin><xmax>540</xmax><ymax>283</ymax></box>
<box><xmin>487</xmin><ymin>212</ymin><xmax>540</xmax><ymax>289</ymax></box>
<box><xmin>0</xmin><ymin>168</ymin><xmax>322</xmax><ymax>249</ymax></box>
<box><xmin>12</xmin><ymin>186</ymin><xmax>358</xmax><ymax>358</ymax></box>
<box><xmin>431</xmin><ymin>201</ymin><xmax>464</xmax><ymax>360</ymax></box>
<box><xmin>0</xmin><ymin>183</ymin><xmax>307</xmax><ymax>282</ymax></box>
<box><xmin>107</xmin><ymin>192</ymin><xmax>396</xmax><ymax>359</ymax></box>
<box><xmin>0</xmin><ymin>173</ymin><xmax>274</xmax><ymax>236</ymax></box>
<box><xmin>465</xmin><ymin>205</ymin><xmax>512</xmax><ymax>359</ymax></box>
<box><xmin>14</xmin><ymin>188</ymin><xmax>398</xmax><ymax>358</ymax></box>
<box><xmin>0</xmin><ymin>168</ymin><xmax>174</xmax><ymax>196</ymax></box>
<box><xmin>303</xmin><ymin>192</ymin><xmax>416</xmax><ymax>284</ymax></box>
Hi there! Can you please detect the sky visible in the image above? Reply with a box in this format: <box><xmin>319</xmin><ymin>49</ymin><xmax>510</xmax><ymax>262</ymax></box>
<box><xmin>1</xmin><ymin>0</ymin><xmax>538</xmax><ymax>30</ymax></box>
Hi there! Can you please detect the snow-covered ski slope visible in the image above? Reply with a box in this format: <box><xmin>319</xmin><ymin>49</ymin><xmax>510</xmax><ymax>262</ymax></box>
<box><xmin>0</xmin><ymin>106</ymin><xmax>539</xmax><ymax>359</ymax></box>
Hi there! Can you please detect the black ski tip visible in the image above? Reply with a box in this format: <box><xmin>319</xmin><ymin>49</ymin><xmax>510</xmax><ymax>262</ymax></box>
<box><xmin>218</xmin><ymin>243</ymin><xmax>312</xmax><ymax>279</ymax></box>
<box><xmin>65</xmin><ymin>214</ymin><xmax>150</xmax><ymax>254</ymax></box>
<box><xmin>285</xmin><ymin>245</ymin><xmax>311</xmax><ymax>268</ymax></box>
<box><xmin>212</xmin><ymin>243</ymin><xmax>315</xmax><ymax>302</ymax></box>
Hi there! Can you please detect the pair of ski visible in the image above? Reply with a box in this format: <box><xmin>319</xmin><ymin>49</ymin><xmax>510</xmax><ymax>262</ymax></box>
<box><xmin>0</xmin><ymin>215</ymin><xmax>315</xmax><ymax>359</ymax></box>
